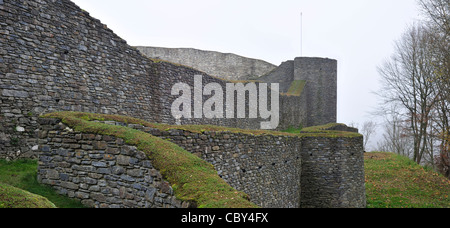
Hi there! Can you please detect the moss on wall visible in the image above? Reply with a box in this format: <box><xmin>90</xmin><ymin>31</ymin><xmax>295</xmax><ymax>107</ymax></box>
<box><xmin>40</xmin><ymin>111</ymin><xmax>257</xmax><ymax>208</ymax></box>
<box><xmin>286</xmin><ymin>80</ymin><xmax>307</xmax><ymax>96</ymax></box>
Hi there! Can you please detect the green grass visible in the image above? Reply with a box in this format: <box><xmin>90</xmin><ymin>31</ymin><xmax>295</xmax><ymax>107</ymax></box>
<box><xmin>0</xmin><ymin>183</ymin><xmax>56</xmax><ymax>208</ymax></box>
<box><xmin>0</xmin><ymin>111</ymin><xmax>360</xmax><ymax>208</ymax></box>
<box><xmin>2</xmin><ymin>151</ymin><xmax>449</xmax><ymax>208</ymax></box>
<box><xmin>282</xmin><ymin>122</ymin><xmax>362</xmax><ymax>138</ymax></box>
<box><xmin>286</xmin><ymin>80</ymin><xmax>306</xmax><ymax>96</ymax></box>
<box><xmin>282</xmin><ymin>125</ymin><xmax>303</xmax><ymax>134</ymax></box>
<box><xmin>0</xmin><ymin>159</ymin><xmax>85</xmax><ymax>208</ymax></box>
<box><xmin>365</xmin><ymin>152</ymin><xmax>450</xmax><ymax>208</ymax></box>
<box><xmin>11</xmin><ymin>111</ymin><xmax>442</xmax><ymax>208</ymax></box>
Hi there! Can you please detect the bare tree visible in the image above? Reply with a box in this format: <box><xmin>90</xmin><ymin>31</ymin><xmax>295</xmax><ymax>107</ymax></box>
<box><xmin>418</xmin><ymin>0</ymin><xmax>449</xmax><ymax>35</ymax></box>
<box><xmin>376</xmin><ymin>0</ymin><xmax>449</xmax><ymax>176</ymax></box>
<box><xmin>361</xmin><ymin>121</ymin><xmax>377</xmax><ymax>151</ymax></box>
<box><xmin>418</xmin><ymin>0</ymin><xmax>450</xmax><ymax>177</ymax></box>
<box><xmin>376</xmin><ymin>104</ymin><xmax>414</xmax><ymax>157</ymax></box>
<box><xmin>377</xmin><ymin>24</ymin><xmax>439</xmax><ymax>165</ymax></box>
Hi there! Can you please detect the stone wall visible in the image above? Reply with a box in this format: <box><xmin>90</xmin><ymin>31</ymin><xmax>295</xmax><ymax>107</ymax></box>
<box><xmin>0</xmin><ymin>0</ymin><xmax>161</xmax><ymax>159</ymax></box>
<box><xmin>136</xmin><ymin>46</ymin><xmax>277</xmax><ymax>81</ymax></box>
<box><xmin>37</xmin><ymin>116</ymin><xmax>366</xmax><ymax>208</ymax></box>
<box><xmin>258</xmin><ymin>60</ymin><xmax>295</xmax><ymax>93</ymax></box>
<box><xmin>259</xmin><ymin>57</ymin><xmax>338</xmax><ymax>127</ymax></box>
<box><xmin>37</xmin><ymin>118</ymin><xmax>192</xmax><ymax>208</ymax></box>
<box><xmin>134</xmin><ymin>124</ymin><xmax>303</xmax><ymax>208</ymax></box>
<box><xmin>300</xmin><ymin>136</ymin><xmax>366</xmax><ymax>208</ymax></box>
<box><xmin>155</xmin><ymin>61</ymin><xmax>291</xmax><ymax>131</ymax></box>
<box><xmin>153</xmin><ymin>127</ymin><xmax>365</xmax><ymax>208</ymax></box>
<box><xmin>294</xmin><ymin>58</ymin><xmax>337</xmax><ymax>127</ymax></box>
<box><xmin>0</xmin><ymin>0</ymin><xmax>305</xmax><ymax>160</ymax></box>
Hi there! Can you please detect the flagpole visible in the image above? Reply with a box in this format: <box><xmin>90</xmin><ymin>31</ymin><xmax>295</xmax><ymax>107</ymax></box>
<box><xmin>300</xmin><ymin>12</ymin><xmax>303</xmax><ymax>57</ymax></box>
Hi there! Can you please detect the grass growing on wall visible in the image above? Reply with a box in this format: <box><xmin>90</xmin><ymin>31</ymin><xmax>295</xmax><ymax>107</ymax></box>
<box><xmin>36</xmin><ymin>111</ymin><xmax>360</xmax><ymax>207</ymax></box>
<box><xmin>40</xmin><ymin>111</ymin><xmax>258</xmax><ymax>208</ymax></box>
<box><xmin>281</xmin><ymin>125</ymin><xmax>303</xmax><ymax>134</ymax></box>
<box><xmin>46</xmin><ymin>112</ymin><xmax>360</xmax><ymax>138</ymax></box>
<box><xmin>286</xmin><ymin>80</ymin><xmax>306</xmax><ymax>96</ymax></box>
<box><xmin>3</xmin><ymin>149</ymin><xmax>448</xmax><ymax>208</ymax></box>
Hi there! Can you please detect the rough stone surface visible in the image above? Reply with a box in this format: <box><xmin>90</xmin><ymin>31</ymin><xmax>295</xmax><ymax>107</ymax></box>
<box><xmin>0</xmin><ymin>0</ymin><xmax>158</xmax><ymax>159</ymax></box>
<box><xmin>38</xmin><ymin>118</ymin><xmax>367</xmax><ymax>208</ymax></box>
<box><xmin>37</xmin><ymin>120</ymin><xmax>190</xmax><ymax>208</ymax></box>
<box><xmin>0</xmin><ymin>0</ymin><xmax>333</xmax><ymax>160</ymax></box>
<box><xmin>259</xmin><ymin>57</ymin><xmax>338</xmax><ymax>127</ymax></box>
<box><xmin>300</xmin><ymin>136</ymin><xmax>366</xmax><ymax>208</ymax></box>
<box><xmin>135</xmin><ymin>46</ymin><xmax>277</xmax><ymax>81</ymax></box>
<box><xmin>294</xmin><ymin>57</ymin><xmax>337</xmax><ymax>127</ymax></box>
<box><xmin>2</xmin><ymin>0</ymin><xmax>364</xmax><ymax>208</ymax></box>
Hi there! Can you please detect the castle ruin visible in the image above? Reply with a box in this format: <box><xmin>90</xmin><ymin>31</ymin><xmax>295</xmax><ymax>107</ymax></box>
<box><xmin>0</xmin><ymin>0</ymin><xmax>366</xmax><ymax>208</ymax></box>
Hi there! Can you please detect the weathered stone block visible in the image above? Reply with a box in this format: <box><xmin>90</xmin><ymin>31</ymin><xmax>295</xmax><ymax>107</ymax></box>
<box><xmin>2</xmin><ymin>90</ymin><xmax>29</xmax><ymax>98</ymax></box>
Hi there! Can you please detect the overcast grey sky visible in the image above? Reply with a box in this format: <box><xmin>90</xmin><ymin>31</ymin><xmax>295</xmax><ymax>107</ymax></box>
<box><xmin>72</xmin><ymin>0</ymin><xmax>422</xmax><ymax>149</ymax></box>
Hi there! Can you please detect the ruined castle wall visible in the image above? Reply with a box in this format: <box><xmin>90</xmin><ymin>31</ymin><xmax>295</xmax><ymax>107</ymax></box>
<box><xmin>294</xmin><ymin>57</ymin><xmax>337</xmax><ymax>127</ymax></box>
<box><xmin>37</xmin><ymin>118</ymin><xmax>302</xmax><ymax>208</ymax></box>
<box><xmin>0</xmin><ymin>0</ymin><xmax>162</xmax><ymax>159</ymax></box>
<box><xmin>135</xmin><ymin>125</ymin><xmax>303</xmax><ymax>208</ymax></box>
<box><xmin>1</xmin><ymin>0</ymin><xmax>365</xmax><ymax>209</ymax></box>
<box><xmin>279</xmin><ymin>94</ymin><xmax>308</xmax><ymax>129</ymax></box>
<box><xmin>300</xmin><ymin>136</ymin><xmax>366</xmax><ymax>208</ymax></box>
<box><xmin>136</xmin><ymin>46</ymin><xmax>277</xmax><ymax>81</ymax></box>
<box><xmin>37</xmin><ymin>118</ymin><xmax>366</xmax><ymax>208</ymax></box>
<box><xmin>155</xmin><ymin>61</ymin><xmax>297</xmax><ymax>131</ymax></box>
<box><xmin>37</xmin><ymin>118</ymin><xmax>190</xmax><ymax>208</ymax></box>
<box><xmin>258</xmin><ymin>60</ymin><xmax>295</xmax><ymax>93</ymax></box>
<box><xmin>0</xmin><ymin>0</ymin><xmax>301</xmax><ymax>160</ymax></box>
<box><xmin>257</xmin><ymin>57</ymin><xmax>338</xmax><ymax>128</ymax></box>
<box><xmin>101</xmin><ymin>121</ymin><xmax>365</xmax><ymax>208</ymax></box>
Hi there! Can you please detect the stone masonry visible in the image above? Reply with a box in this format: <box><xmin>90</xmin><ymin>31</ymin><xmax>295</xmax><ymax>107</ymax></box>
<box><xmin>38</xmin><ymin>117</ymin><xmax>366</xmax><ymax>208</ymax></box>
<box><xmin>37</xmin><ymin>118</ymin><xmax>193</xmax><ymax>208</ymax></box>
<box><xmin>0</xmin><ymin>0</ymin><xmax>323</xmax><ymax>160</ymax></box>
<box><xmin>135</xmin><ymin>46</ymin><xmax>277</xmax><ymax>81</ymax></box>
<box><xmin>1</xmin><ymin>0</ymin><xmax>365</xmax><ymax>208</ymax></box>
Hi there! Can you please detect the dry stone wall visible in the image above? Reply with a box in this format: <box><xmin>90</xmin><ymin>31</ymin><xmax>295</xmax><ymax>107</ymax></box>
<box><xmin>155</xmin><ymin>61</ymin><xmax>287</xmax><ymax>131</ymax></box>
<box><xmin>136</xmin><ymin>46</ymin><xmax>277</xmax><ymax>81</ymax></box>
<box><xmin>1</xmin><ymin>0</ymin><xmax>365</xmax><ymax>208</ymax></box>
<box><xmin>0</xmin><ymin>0</ymin><xmax>305</xmax><ymax>160</ymax></box>
<box><xmin>37</xmin><ymin>118</ymin><xmax>192</xmax><ymax>208</ymax></box>
<box><xmin>259</xmin><ymin>57</ymin><xmax>338</xmax><ymax>127</ymax></box>
<box><xmin>37</xmin><ymin>117</ymin><xmax>366</xmax><ymax>208</ymax></box>
<box><xmin>0</xmin><ymin>0</ymin><xmax>161</xmax><ymax>159</ymax></box>
<box><xmin>300</xmin><ymin>136</ymin><xmax>366</xmax><ymax>208</ymax></box>
<box><xmin>294</xmin><ymin>57</ymin><xmax>337</xmax><ymax>127</ymax></box>
<box><xmin>134</xmin><ymin>124</ymin><xmax>303</xmax><ymax>208</ymax></box>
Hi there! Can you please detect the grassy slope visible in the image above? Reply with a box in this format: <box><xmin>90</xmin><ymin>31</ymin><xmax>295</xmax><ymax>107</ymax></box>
<box><xmin>0</xmin><ymin>159</ymin><xmax>85</xmax><ymax>208</ymax></box>
<box><xmin>0</xmin><ymin>183</ymin><xmax>56</xmax><ymax>208</ymax></box>
<box><xmin>365</xmin><ymin>152</ymin><xmax>450</xmax><ymax>208</ymax></box>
